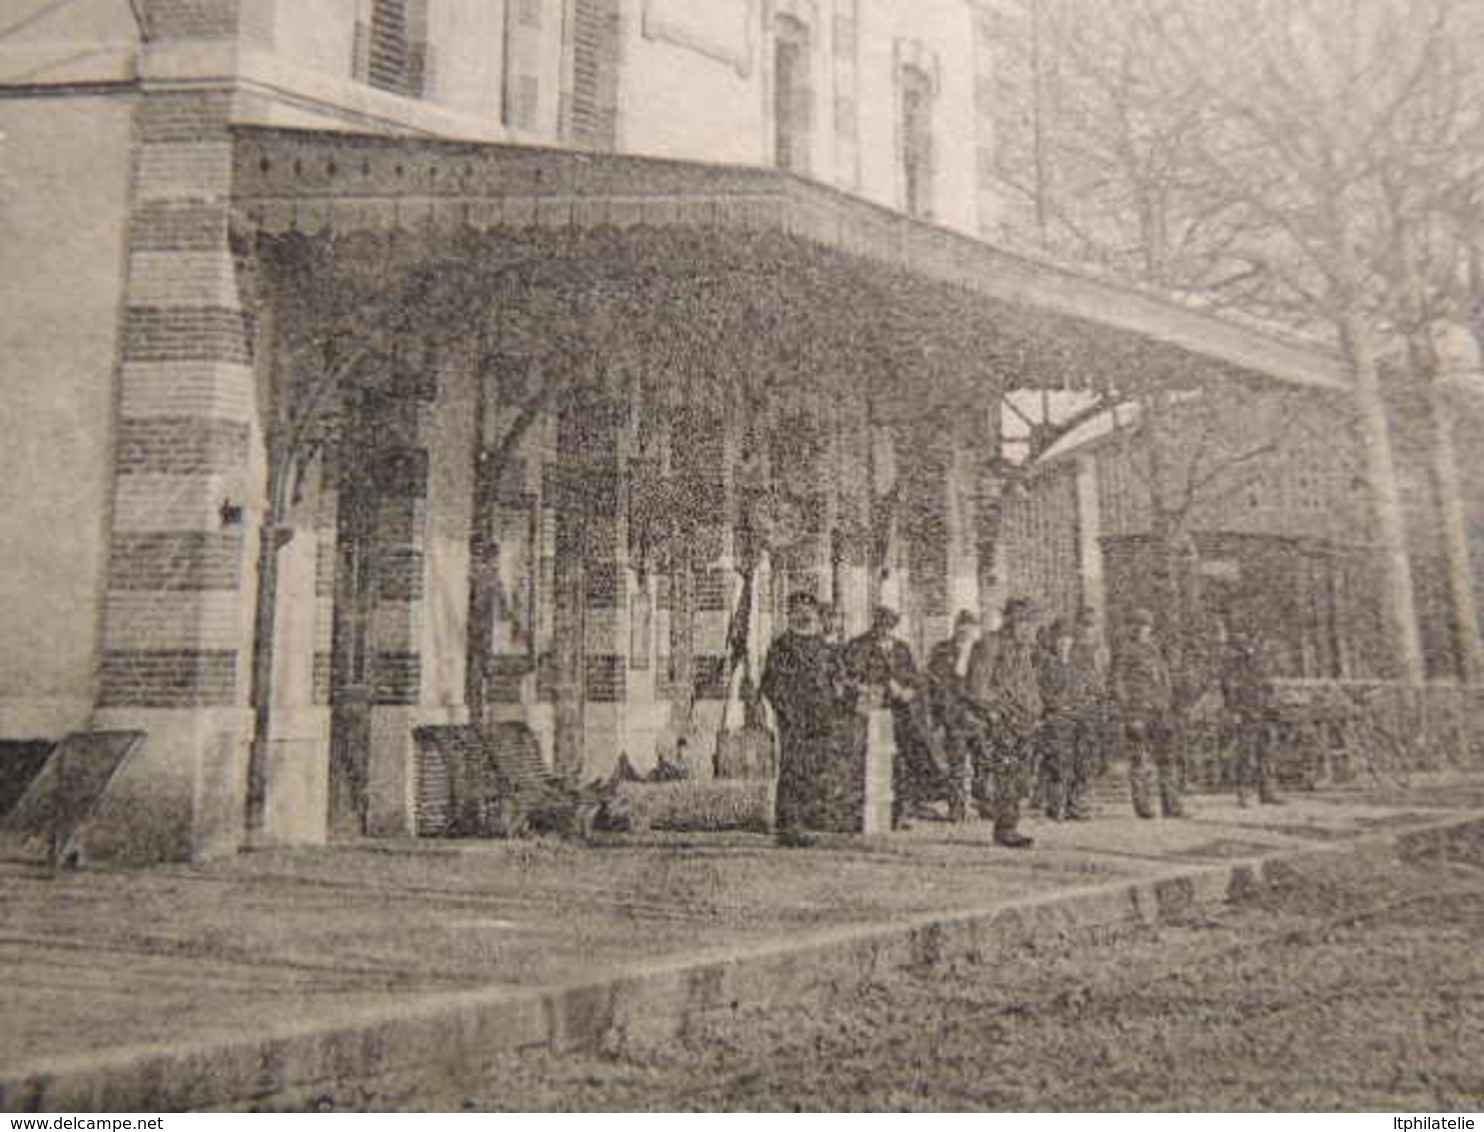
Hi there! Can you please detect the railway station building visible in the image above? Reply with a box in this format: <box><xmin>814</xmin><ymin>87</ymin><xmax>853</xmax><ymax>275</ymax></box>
<box><xmin>0</xmin><ymin>0</ymin><xmax>1466</xmax><ymax>860</ymax></box>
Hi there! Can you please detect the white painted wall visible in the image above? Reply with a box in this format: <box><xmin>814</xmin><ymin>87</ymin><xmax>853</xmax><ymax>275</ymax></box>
<box><xmin>618</xmin><ymin>17</ymin><xmax>767</xmax><ymax>166</ymax></box>
<box><xmin>0</xmin><ymin>95</ymin><xmax>135</xmax><ymax>738</ymax></box>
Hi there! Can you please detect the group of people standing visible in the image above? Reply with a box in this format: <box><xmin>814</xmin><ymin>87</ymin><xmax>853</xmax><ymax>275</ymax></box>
<box><xmin>760</xmin><ymin>592</ymin><xmax>1105</xmax><ymax>849</ymax></box>
<box><xmin>760</xmin><ymin>592</ymin><xmax>1285</xmax><ymax>849</ymax></box>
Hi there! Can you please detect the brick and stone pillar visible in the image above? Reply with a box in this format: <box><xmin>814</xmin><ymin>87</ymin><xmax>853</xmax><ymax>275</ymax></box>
<box><xmin>1075</xmin><ymin>453</ymin><xmax>1107</xmax><ymax>639</ymax></box>
<box><xmin>899</xmin><ymin>425</ymin><xmax>953</xmax><ymax>659</ymax></box>
<box><xmin>374</xmin><ymin>348</ymin><xmax>476</xmax><ymax>830</ymax></box>
<box><xmin>257</xmin><ymin>456</ymin><xmax>331</xmax><ymax>846</ymax></box>
<box><xmin>356</xmin><ymin>421</ymin><xmax>427</xmax><ymax>837</ymax></box>
<box><xmin>89</xmin><ymin>4</ymin><xmax>259</xmax><ymax>860</ymax></box>
<box><xmin>551</xmin><ymin>385</ymin><xmax>628</xmax><ymax>781</ymax></box>
<box><xmin>677</xmin><ymin>402</ymin><xmax>730</xmax><ymax>749</ymax></box>
<box><xmin>830</xmin><ymin>396</ymin><xmax>873</xmax><ymax>639</ymax></box>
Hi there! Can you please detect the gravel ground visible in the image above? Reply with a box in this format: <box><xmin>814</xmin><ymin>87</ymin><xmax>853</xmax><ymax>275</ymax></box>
<box><xmin>343</xmin><ymin>842</ymin><xmax>1484</xmax><ymax>1112</ymax></box>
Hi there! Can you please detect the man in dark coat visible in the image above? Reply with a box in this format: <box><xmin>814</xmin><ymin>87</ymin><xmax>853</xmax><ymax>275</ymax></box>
<box><xmin>842</xmin><ymin>606</ymin><xmax>944</xmax><ymax>829</ymax></box>
<box><xmin>760</xmin><ymin>592</ymin><xmax>842</xmax><ymax>846</ymax></box>
<box><xmin>962</xmin><ymin>615</ymin><xmax>1001</xmax><ymax>814</ymax></box>
<box><xmin>1037</xmin><ymin>618</ymin><xmax>1099</xmax><ymax>820</ymax></box>
<box><xmin>1219</xmin><ymin>624</ymin><xmax>1284</xmax><ymax>807</ymax></box>
<box><xmin>967</xmin><ymin>597</ymin><xmax>1040</xmax><ymax>848</ymax></box>
<box><xmin>927</xmin><ymin>610</ymin><xmax>981</xmax><ymax>822</ymax></box>
<box><xmin>1113</xmin><ymin>607</ymin><xmax>1182</xmax><ymax>818</ymax></box>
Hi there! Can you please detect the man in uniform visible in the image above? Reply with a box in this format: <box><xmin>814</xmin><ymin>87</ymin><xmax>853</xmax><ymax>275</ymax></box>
<box><xmin>967</xmin><ymin>597</ymin><xmax>1040</xmax><ymax>848</ymax></box>
<box><xmin>760</xmin><ymin>592</ymin><xmax>843</xmax><ymax>846</ymax></box>
<box><xmin>1037</xmin><ymin>618</ymin><xmax>1100</xmax><ymax>820</ymax></box>
<box><xmin>1113</xmin><ymin>607</ymin><xmax>1183</xmax><ymax>818</ymax></box>
<box><xmin>1220</xmin><ymin>624</ymin><xmax>1285</xmax><ymax>807</ymax></box>
<box><xmin>843</xmin><ymin>606</ymin><xmax>943</xmax><ymax>829</ymax></box>
<box><xmin>927</xmin><ymin>610</ymin><xmax>981</xmax><ymax>822</ymax></box>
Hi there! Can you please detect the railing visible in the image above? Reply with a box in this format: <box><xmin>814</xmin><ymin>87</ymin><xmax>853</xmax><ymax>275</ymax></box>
<box><xmin>1268</xmin><ymin>679</ymin><xmax>1484</xmax><ymax>785</ymax></box>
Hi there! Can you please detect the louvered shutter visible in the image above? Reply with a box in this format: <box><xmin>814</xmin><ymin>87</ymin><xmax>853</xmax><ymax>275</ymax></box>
<box><xmin>566</xmin><ymin>0</ymin><xmax>623</xmax><ymax>148</ymax></box>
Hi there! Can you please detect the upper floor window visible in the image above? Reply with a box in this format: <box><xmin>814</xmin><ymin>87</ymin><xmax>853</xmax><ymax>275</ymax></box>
<box><xmin>900</xmin><ymin>63</ymin><xmax>934</xmax><ymax>218</ymax></box>
<box><xmin>563</xmin><ymin>0</ymin><xmax>623</xmax><ymax>148</ymax></box>
<box><xmin>773</xmin><ymin>15</ymin><xmax>812</xmax><ymax>174</ymax></box>
<box><xmin>355</xmin><ymin>0</ymin><xmax>430</xmax><ymax>97</ymax></box>
<box><xmin>503</xmin><ymin>0</ymin><xmax>544</xmax><ymax>130</ymax></box>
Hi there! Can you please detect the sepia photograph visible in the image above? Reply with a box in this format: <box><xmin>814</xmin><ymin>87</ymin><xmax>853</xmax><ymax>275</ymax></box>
<box><xmin>1</xmin><ymin>0</ymin><xmax>1482</xmax><ymax>1115</ymax></box>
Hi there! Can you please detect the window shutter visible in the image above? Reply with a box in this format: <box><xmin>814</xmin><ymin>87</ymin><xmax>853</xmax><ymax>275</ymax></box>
<box><xmin>367</xmin><ymin>0</ymin><xmax>410</xmax><ymax>93</ymax></box>
<box><xmin>566</xmin><ymin>0</ymin><xmax>623</xmax><ymax>148</ymax></box>
<box><xmin>356</xmin><ymin>0</ymin><xmax>429</xmax><ymax>98</ymax></box>
<box><xmin>406</xmin><ymin>0</ymin><xmax>429</xmax><ymax>97</ymax></box>
<box><xmin>503</xmin><ymin>0</ymin><xmax>545</xmax><ymax>131</ymax></box>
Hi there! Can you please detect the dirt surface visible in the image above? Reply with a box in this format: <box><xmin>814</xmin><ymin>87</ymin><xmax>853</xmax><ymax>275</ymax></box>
<box><xmin>365</xmin><ymin>840</ymin><xmax>1484</xmax><ymax>1112</ymax></box>
<box><xmin>4</xmin><ymin>780</ymin><xmax>1480</xmax><ymax>1108</ymax></box>
<box><xmin>9</xmin><ymin>786</ymin><xmax>1390</xmax><ymax>1069</ymax></box>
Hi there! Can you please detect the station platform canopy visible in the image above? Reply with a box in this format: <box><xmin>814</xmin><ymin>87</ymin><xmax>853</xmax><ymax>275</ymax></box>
<box><xmin>231</xmin><ymin>126</ymin><xmax>1349</xmax><ymax>417</ymax></box>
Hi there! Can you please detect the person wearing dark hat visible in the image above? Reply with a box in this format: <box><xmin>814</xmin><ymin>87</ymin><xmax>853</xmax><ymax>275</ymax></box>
<box><xmin>842</xmin><ymin>605</ymin><xmax>944</xmax><ymax>829</ymax></box>
<box><xmin>1113</xmin><ymin>607</ymin><xmax>1182</xmax><ymax>819</ymax></box>
<box><xmin>965</xmin><ymin>597</ymin><xmax>1041</xmax><ymax>848</ymax></box>
<box><xmin>927</xmin><ymin>610</ymin><xmax>982</xmax><ymax>822</ymax></box>
<box><xmin>761</xmin><ymin>591</ymin><xmax>843</xmax><ymax>846</ymax></box>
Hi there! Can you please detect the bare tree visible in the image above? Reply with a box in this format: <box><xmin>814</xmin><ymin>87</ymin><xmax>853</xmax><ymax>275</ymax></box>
<box><xmin>997</xmin><ymin>0</ymin><xmax>1484</xmax><ymax>682</ymax></box>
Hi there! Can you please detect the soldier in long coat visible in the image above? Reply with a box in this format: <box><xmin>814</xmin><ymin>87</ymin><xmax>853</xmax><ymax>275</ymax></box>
<box><xmin>760</xmin><ymin>592</ymin><xmax>843</xmax><ymax>846</ymax></box>
<box><xmin>967</xmin><ymin>597</ymin><xmax>1040</xmax><ymax>848</ymax></box>
<box><xmin>1037</xmin><ymin>618</ymin><xmax>1100</xmax><ymax>820</ymax></box>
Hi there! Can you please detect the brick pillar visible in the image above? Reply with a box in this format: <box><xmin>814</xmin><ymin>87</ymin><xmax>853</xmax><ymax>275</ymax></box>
<box><xmin>832</xmin><ymin>397</ymin><xmax>872</xmax><ymax>639</ymax></box>
<box><xmin>678</xmin><ymin>404</ymin><xmax>729</xmax><ymax>750</ymax></box>
<box><xmin>552</xmin><ymin>387</ymin><xmax>628</xmax><ymax>781</ymax></box>
<box><xmin>361</xmin><ymin>349</ymin><xmax>475</xmax><ymax>835</ymax></box>
<box><xmin>1075</xmin><ymin>454</ymin><xmax>1107</xmax><ymax>639</ymax></box>
<box><xmin>89</xmin><ymin>33</ymin><xmax>259</xmax><ymax>860</ymax></box>
<box><xmin>257</xmin><ymin>457</ymin><xmax>331</xmax><ymax>847</ymax></box>
<box><xmin>363</xmin><ymin>407</ymin><xmax>430</xmax><ymax>837</ymax></box>
<box><xmin>900</xmin><ymin>428</ymin><xmax>953</xmax><ymax>659</ymax></box>
<box><xmin>578</xmin><ymin>395</ymin><xmax>629</xmax><ymax>781</ymax></box>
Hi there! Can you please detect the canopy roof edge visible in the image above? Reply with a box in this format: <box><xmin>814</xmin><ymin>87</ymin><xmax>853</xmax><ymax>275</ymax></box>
<box><xmin>230</xmin><ymin>126</ymin><xmax>1348</xmax><ymax>395</ymax></box>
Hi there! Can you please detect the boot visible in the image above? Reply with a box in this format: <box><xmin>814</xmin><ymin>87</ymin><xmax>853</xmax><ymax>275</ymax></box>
<box><xmin>994</xmin><ymin>823</ymin><xmax>1034</xmax><ymax>848</ymax></box>
<box><xmin>993</xmin><ymin>791</ymin><xmax>1033</xmax><ymax>847</ymax></box>
<box><xmin>1130</xmin><ymin>767</ymin><xmax>1156</xmax><ymax>819</ymax></box>
<box><xmin>776</xmin><ymin>827</ymin><xmax>818</xmax><ymax>848</ymax></box>
<box><xmin>1159</xmin><ymin>775</ymin><xmax>1186</xmax><ymax>819</ymax></box>
<box><xmin>891</xmin><ymin>798</ymin><xmax>911</xmax><ymax>831</ymax></box>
